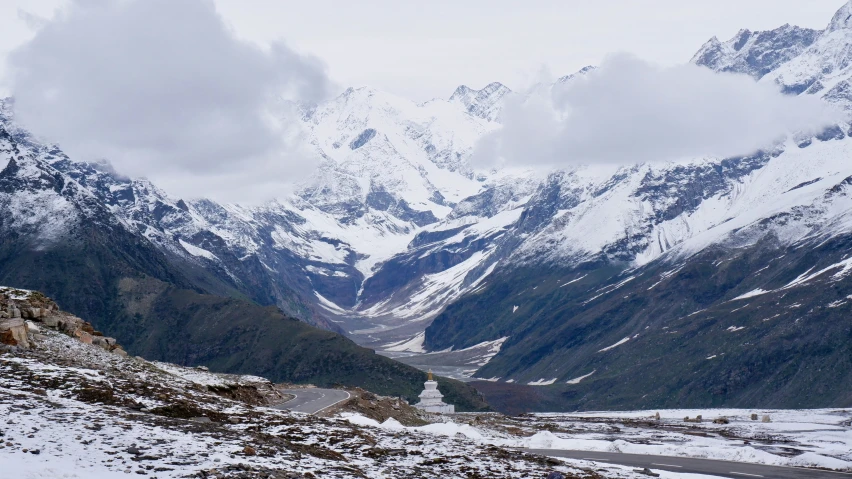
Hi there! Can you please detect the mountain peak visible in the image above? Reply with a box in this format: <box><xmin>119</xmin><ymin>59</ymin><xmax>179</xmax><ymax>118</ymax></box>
<box><xmin>691</xmin><ymin>23</ymin><xmax>820</xmax><ymax>79</ymax></box>
<box><xmin>827</xmin><ymin>0</ymin><xmax>852</xmax><ymax>32</ymax></box>
<box><xmin>448</xmin><ymin>82</ymin><xmax>511</xmax><ymax>121</ymax></box>
<box><xmin>450</xmin><ymin>85</ymin><xmax>474</xmax><ymax>100</ymax></box>
<box><xmin>556</xmin><ymin>65</ymin><xmax>597</xmax><ymax>84</ymax></box>
<box><xmin>449</xmin><ymin>82</ymin><xmax>509</xmax><ymax>102</ymax></box>
<box><xmin>480</xmin><ymin>81</ymin><xmax>510</xmax><ymax>94</ymax></box>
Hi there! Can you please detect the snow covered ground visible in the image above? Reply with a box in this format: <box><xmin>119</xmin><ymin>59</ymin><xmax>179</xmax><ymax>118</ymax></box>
<box><xmin>3</xmin><ymin>297</ymin><xmax>848</xmax><ymax>478</ymax></box>
<box><xmin>339</xmin><ymin>409</ymin><xmax>852</xmax><ymax>472</ymax></box>
<box><xmin>517</xmin><ymin>410</ymin><xmax>852</xmax><ymax>470</ymax></box>
<box><xmin>1</xmin><ymin>329</ymin><xmax>649</xmax><ymax>479</ymax></box>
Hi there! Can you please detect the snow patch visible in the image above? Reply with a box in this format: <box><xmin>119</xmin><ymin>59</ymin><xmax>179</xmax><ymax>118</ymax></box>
<box><xmin>566</xmin><ymin>370</ymin><xmax>596</xmax><ymax>385</ymax></box>
<box><xmin>383</xmin><ymin>332</ymin><xmax>427</xmax><ymax>353</ymax></box>
<box><xmin>527</xmin><ymin>378</ymin><xmax>558</xmax><ymax>386</ymax></box>
<box><xmin>598</xmin><ymin>337</ymin><xmax>631</xmax><ymax>353</ymax></box>
<box><xmin>178</xmin><ymin>239</ymin><xmax>218</xmax><ymax>261</ymax></box>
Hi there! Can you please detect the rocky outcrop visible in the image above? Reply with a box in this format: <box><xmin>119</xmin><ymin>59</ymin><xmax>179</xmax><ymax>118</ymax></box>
<box><xmin>0</xmin><ymin>286</ymin><xmax>126</xmax><ymax>354</ymax></box>
<box><xmin>0</xmin><ymin>318</ymin><xmax>29</xmax><ymax>348</ymax></box>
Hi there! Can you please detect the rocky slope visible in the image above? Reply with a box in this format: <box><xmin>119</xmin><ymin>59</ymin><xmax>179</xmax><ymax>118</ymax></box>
<box><xmin>1</xmin><ymin>312</ymin><xmax>611</xmax><ymax>479</ymax></box>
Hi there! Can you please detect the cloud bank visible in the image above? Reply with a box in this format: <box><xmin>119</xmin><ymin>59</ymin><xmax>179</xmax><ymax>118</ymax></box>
<box><xmin>7</xmin><ymin>0</ymin><xmax>330</xmax><ymax>202</ymax></box>
<box><xmin>474</xmin><ymin>54</ymin><xmax>841</xmax><ymax>168</ymax></box>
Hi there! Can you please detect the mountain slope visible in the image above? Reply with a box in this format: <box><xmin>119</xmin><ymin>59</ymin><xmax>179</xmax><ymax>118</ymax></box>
<box><xmin>414</xmin><ymin>3</ymin><xmax>852</xmax><ymax>407</ymax></box>
<box><xmin>0</xmin><ymin>123</ymin><xmax>488</xmax><ymax>410</ymax></box>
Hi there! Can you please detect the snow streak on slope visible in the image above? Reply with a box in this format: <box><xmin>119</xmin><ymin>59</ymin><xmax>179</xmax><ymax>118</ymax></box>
<box><xmin>640</xmin><ymin>139</ymin><xmax>852</xmax><ymax>265</ymax></box>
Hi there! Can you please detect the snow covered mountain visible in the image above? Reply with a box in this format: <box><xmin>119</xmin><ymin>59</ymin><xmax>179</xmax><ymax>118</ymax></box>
<box><xmin>4</xmin><ymin>1</ymin><xmax>852</xmax><ymax>410</ymax></box>
<box><xmin>693</xmin><ymin>1</ymin><xmax>852</xmax><ymax>109</ymax></box>
<box><xmin>0</xmin><ymin>79</ymin><xmax>526</xmax><ymax>339</ymax></box>
<box><xmin>419</xmin><ymin>2</ymin><xmax>852</xmax><ymax>409</ymax></box>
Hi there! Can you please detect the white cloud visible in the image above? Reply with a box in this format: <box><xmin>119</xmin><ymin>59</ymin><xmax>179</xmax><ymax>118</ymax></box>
<box><xmin>6</xmin><ymin>0</ymin><xmax>331</xmax><ymax>202</ymax></box>
<box><xmin>474</xmin><ymin>53</ymin><xmax>842</xmax><ymax>168</ymax></box>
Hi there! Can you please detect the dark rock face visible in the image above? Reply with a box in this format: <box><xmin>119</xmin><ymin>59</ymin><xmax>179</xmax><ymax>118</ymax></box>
<box><xmin>633</xmin><ymin>153</ymin><xmax>773</xmax><ymax>224</ymax></box>
<box><xmin>349</xmin><ymin>128</ymin><xmax>377</xmax><ymax>150</ymax></box>
<box><xmin>365</xmin><ymin>185</ymin><xmax>438</xmax><ymax>227</ymax></box>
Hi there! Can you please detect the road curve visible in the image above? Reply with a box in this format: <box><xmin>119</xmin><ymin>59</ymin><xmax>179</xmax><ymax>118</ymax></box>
<box><xmin>273</xmin><ymin>388</ymin><xmax>351</xmax><ymax>415</ymax></box>
<box><xmin>526</xmin><ymin>449</ymin><xmax>852</xmax><ymax>479</ymax></box>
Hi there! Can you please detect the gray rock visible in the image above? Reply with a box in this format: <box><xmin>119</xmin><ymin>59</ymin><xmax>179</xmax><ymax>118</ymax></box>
<box><xmin>41</xmin><ymin>316</ymin><xmax>59</xmax><ymax>328</ymax></box>
<box><xmin>92</xmin><ymin>336</ymin><xmax>112</xmax><ymax>350</ymax></box>
<box><xmin>634</xmin><ymin>468</ymin><xmax>660</xmax><ymax>477</ymax></box>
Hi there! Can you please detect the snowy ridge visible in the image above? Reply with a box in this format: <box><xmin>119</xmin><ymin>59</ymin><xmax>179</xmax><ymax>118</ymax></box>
<box><xmin>693</xmin><ymin>0</ymin><xmax>852</xmax><ymax>109</ymax></box>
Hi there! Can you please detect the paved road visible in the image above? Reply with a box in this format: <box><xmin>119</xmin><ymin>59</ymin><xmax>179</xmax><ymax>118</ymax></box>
<box><xmin>273</xmin><ymin>388</ymin><xmax>350</xmax><ymax>414</ymax></box>
<box><xmin>527</xmin><ymin>449</ymin><xmax>852</xmax><ymax>478</ymax></box>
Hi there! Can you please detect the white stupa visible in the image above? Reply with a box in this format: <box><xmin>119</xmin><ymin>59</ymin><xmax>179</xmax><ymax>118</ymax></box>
<box><xmin>414</xmin><ymin>370</ymin><xmax>455</xmax><ymax>413</ymax></box>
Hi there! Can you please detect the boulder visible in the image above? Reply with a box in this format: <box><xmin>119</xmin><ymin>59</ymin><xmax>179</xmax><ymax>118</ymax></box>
<box><xmin>92</xmin><ymin>336</ymin><xmax>117</xmax><ymax>351</ymax></box>
<box><xmin>58</xmin><ymin>315</ymin><xmax>85</xmax><ymax>336</ymax></box>
<box><xmin>41</xmin><ymin>316</ymin><xmax>59</xmax><ymax>328</ymax></box>
<box><xmin>78</xmin><ymin>331</ymin><xmax>93</xmax><ymax>345</ymax></box>
<box><xmin>0</xmin><ymin>319</ymin><xmax>30</xmax><ymax>348</ymax></box>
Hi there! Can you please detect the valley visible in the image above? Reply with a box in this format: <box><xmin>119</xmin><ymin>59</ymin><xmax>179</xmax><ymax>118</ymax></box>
<box><xmin>5</xmin><ymin>2</ymin><xmax>852</xmax><ymax>407</ymax></box>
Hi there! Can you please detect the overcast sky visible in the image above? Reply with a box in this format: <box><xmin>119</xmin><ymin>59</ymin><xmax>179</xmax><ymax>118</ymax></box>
<box><xmin>0</xmin><ymin>0</ymin><xmax>847</xmax><ymax>101</ymax></box>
